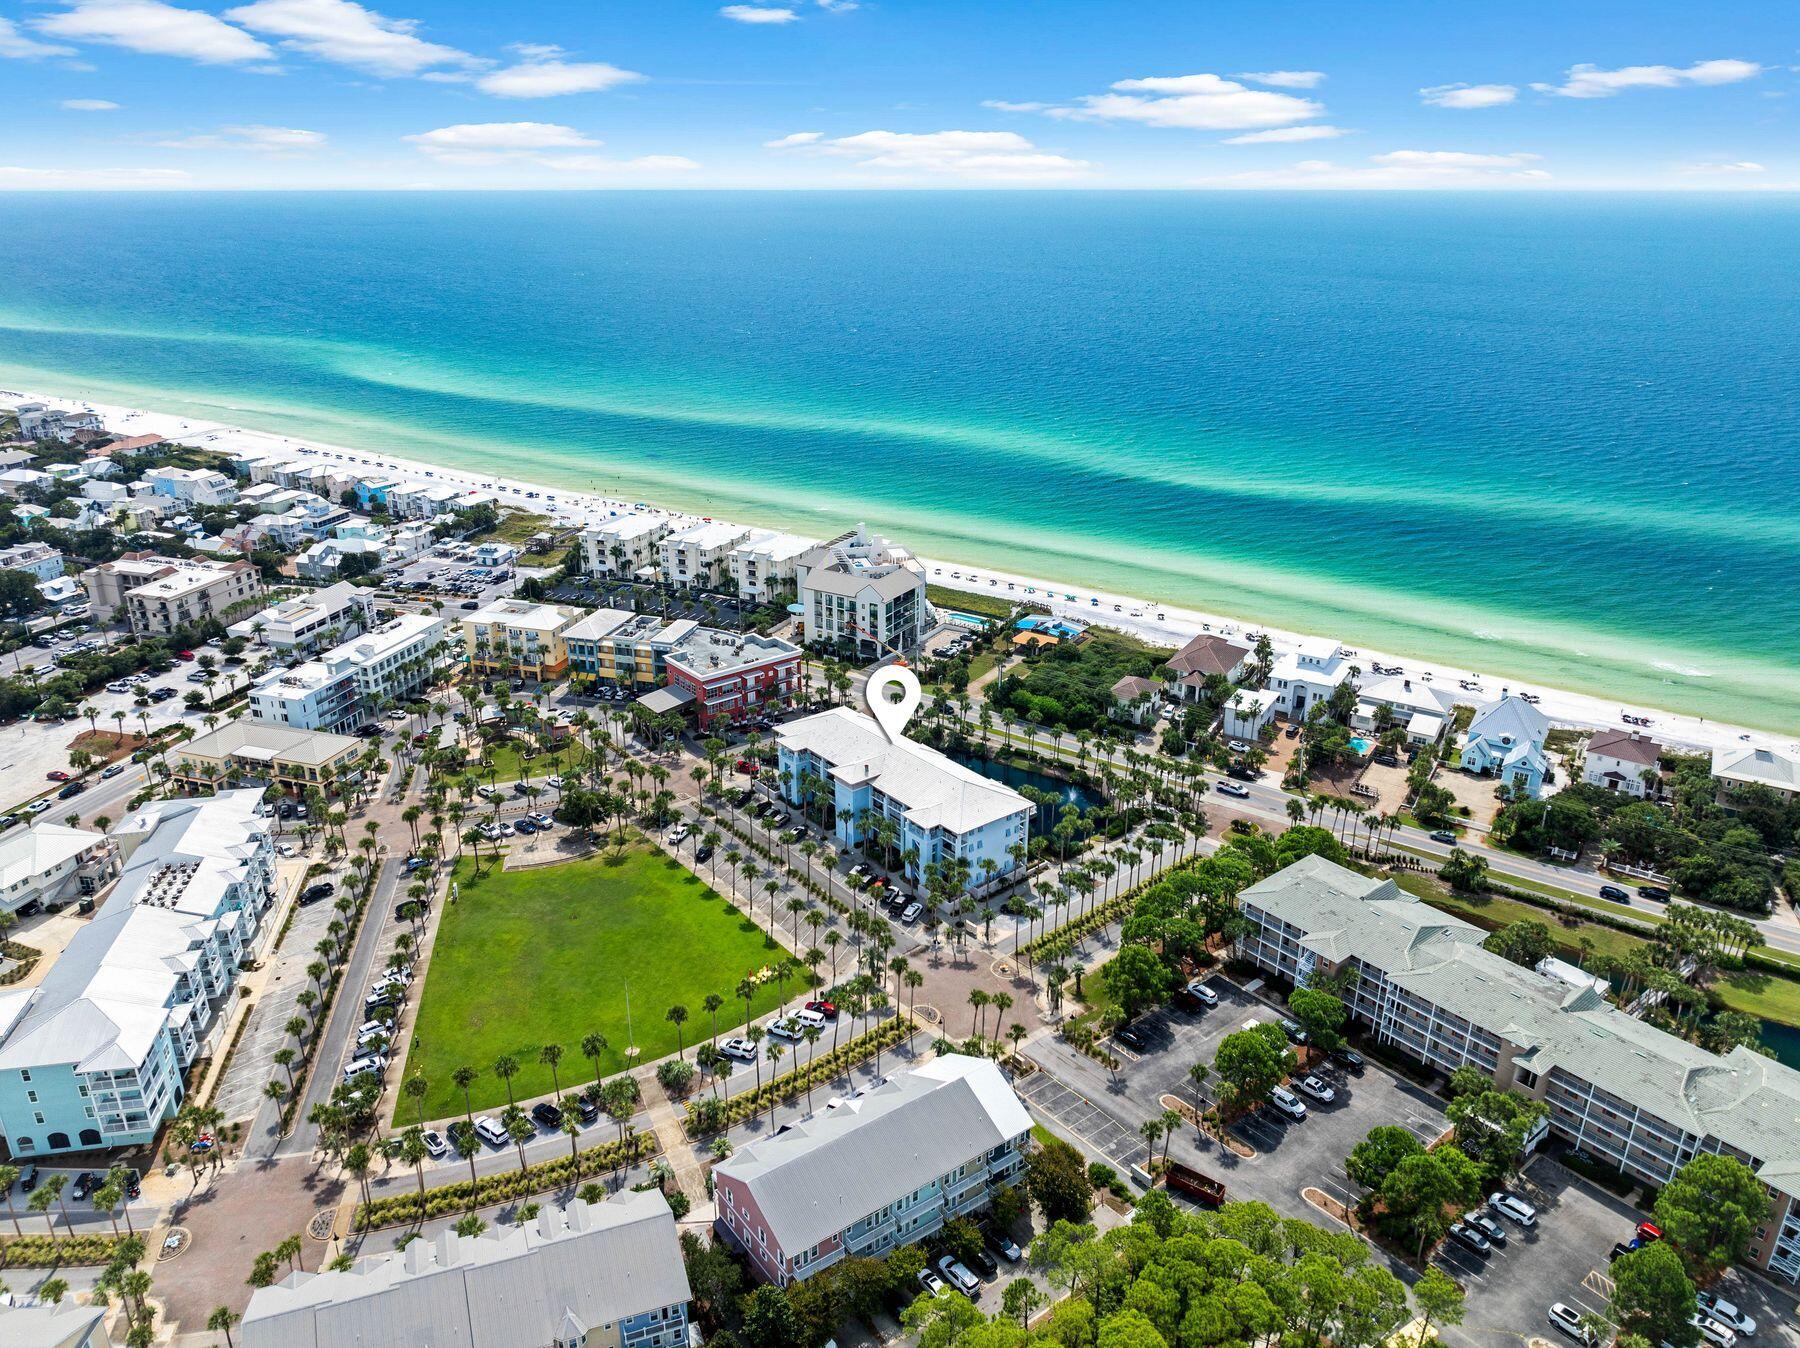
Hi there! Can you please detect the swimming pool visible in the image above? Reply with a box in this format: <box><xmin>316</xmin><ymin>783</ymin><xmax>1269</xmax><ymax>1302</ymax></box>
<box><xmin>943</xmin><ymin>611</ymin><xmax>988</xmax><ymax>629</ymax></box>
<box><xmin>1350</xmin><ymin>737</ymin><xmax>1374</xmax><ymax>755</ymax></box>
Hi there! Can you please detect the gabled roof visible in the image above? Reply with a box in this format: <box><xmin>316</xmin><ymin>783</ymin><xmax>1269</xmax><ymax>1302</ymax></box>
<box><xmin>1711</xmin><ymin>744</ymin><xmax>1800</xmax><ymax>793</ymax></box>
<box><xmin>241</xmin><ymin>1190</ymin><xmax>688</xmax><ymax>1348</ymax></box>
<box><xmin>716</xmin><ymin>1056</ymin><xmax>1031</xmax><ymax>1254</ymax></box>
<box><xmin>1111</xmin><ymin>675</ymin><xmax>1160</xmax><ymax>702</ymax></box>
<box><xmin>778</xmin><ymin>708</ymin><xmax>1028</xmax><ymax>834</ymax></box>
<box><xmin>0</xmin><ymin>822</ymin><xmax>104</xmax><ymax>893</ymax></box>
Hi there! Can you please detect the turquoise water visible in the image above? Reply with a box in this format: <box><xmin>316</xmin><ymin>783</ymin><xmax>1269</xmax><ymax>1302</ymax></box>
<box><xmin>1349</xmin><ymin>738</ymin><xmax>1375</xmax><ymax>756</ymax></box>
<box><xmin>0</xmin><ymin>192</ymin><xmax>1795</xmax><ymax>732</ymax></box>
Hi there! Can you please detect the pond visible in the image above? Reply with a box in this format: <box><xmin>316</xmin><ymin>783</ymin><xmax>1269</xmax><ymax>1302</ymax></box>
<box><xmin>1758</xmin><ymin>1018</ymin><xmax>1800</xmax><ymax>1071</ymax></box>
<box><xmin>950</xmin><ymin>750</ymin><xmax>1103</xmax><ymax>831</ymax></box>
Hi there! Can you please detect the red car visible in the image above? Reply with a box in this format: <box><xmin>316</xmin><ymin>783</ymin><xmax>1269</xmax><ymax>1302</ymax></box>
<box><xmin>176</xmin><ymin>650</ymin><xmax>195</xmax><ymax>661</ymax></box>
<box><xmin>735</xmin><ymin>759</ymin><xmax>759</xmax><ymax>775</ymax></box>
<box><xmin>46</xmin><ymin>770</ymin><xmax>70</xmax><ymax>782</ymax></box>
<box><xmin>805</xmin><ymin>1000</ymin><xmax>839</xmax><ymax>1020</ymax></box>
<box><xmin>1636</xmin><ymin>1221</ymin><xmax>1663</xmax><ymax>1243</ymax></box>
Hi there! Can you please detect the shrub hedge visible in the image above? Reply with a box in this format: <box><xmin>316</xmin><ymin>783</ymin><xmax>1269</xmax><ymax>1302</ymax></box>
<box><xmin>684</xmin><ymin>1018</ymin><xmax>911</xmax><ymax>1136</ymax></box>
<box><xmin>0</xmin><ymin>1233</ymin><xmax>123</xmax><ymax>1266</ymax></box>
<box><xmin>353</xmin><ymin>1133</ymin><xmax>655</xmax><ymax>1230</ymax></box>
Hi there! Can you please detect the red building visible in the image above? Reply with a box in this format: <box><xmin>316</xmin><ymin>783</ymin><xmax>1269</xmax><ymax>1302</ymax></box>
<box><xmin>662</xmin><ymin>629</ymin><xmax>803</xmax><ymax>729</ymax></box>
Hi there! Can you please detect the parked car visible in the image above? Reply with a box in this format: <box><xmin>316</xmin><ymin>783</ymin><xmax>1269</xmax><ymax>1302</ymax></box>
<box><xmin>720</xmin><ymin>1036</ymin><xmax>757</xmax><ymax>1061</ymax></box>
<box><xmin>423</xmin><ymin>1129</ymin><xmax>449</xmax><ymax>1158</ymax></box>
<box><xmin>101</xmin><ymin>763</ymin><xmax>125</xmax><ymax>779</ymax></box>
<box><xmin>1294</xmin><ymin>1075</ymin><xmax>1335</xmax><ymax>1103</ymax></box>
<box><xmin>1636</xmin><ymin>1220</ymin><xmax>1664</xmax><ymax>1242</ymax></box>
<box><xmin>916</xmin><ymin>1269</ymin><xmax>948</xmax><ymax>1297</ymax></box>
<box><xmin>17</xmin><ymin>1164</ymin><xmax>37</xmax><ymax>1193</ymax></box>
<box><xmin>667</xmin><ymin>824</ymin><xmax>691</xmax><ymax>845</ymax></box>
<box><xmin>474</xmin><ymin>1116</ymin><xmax>510</xmax><ymax>1148</ymax></box>
<box><xmin>1695</xmin><ymin>1293</ymin><xmax>1756</xmax><ymax>1338</ymax></box>
<box><xmin>532</xmin><ymin>1102</ymin><xmax>563</xmax><ymax>1129</ymax></box>
<box><xmin>962</xmin><ymin>1245</ymin><xmax>999</xmax><ymax>1278</ymax></box>
<box><xmin>935</xmin><ymin>1255</ymin><xmax>980</xmax><ymax>1297</ymax></box>
<box><xmin>343</xmin><ymin>1055</ymin><xmax>386</xmax><ymax>1081</ymax></box>
<box><xmin>70</xmin><ymin>1171</ymin><xmax>97</xmax><ymax>1201</ymax></box>
<box><xmin>983</xmin><ymin>1225</ymin><xmax>1023</xmax><ymax>1263</ymax></box>
<box><xmin>45</xmin><ymin>770</ymin><xmax>69</xmax><ymax>782</ymax></box>
<box><xmin>1447</xmin><ymin>1222</ymin><xmax>1491</xmax><ymax>1255</ymax></box>
<box><xmin>1546</xmin><ymin>1303</ymin><xmax>1597</xmax><ymax>1346</ymax></box>
<box><xmin>1331</xmin><ymin>1047</ymin><xmax>1365</xmax><ymax>1071</ymax></box>
<box><xmin>1488</xmin><ymin>1190</ymin><xmax>1538</xmax><ymax>1226</ymax></box>
<box><xmin>1177</xmin><ymin>978</ymin><xmax>1218</xmax><ymax>1010</ymax></box>
<box><xmin>900</xmin><ymin>901</ymin><xmax>923</xmax><ymax>925</ymax></box>
<box><xmin>1467</xmin><ymin>1211</ymin><xmax>1507</xmax><ymax>1246</ymax></box>
<box><xmin>768</xmin><ymin>1018</ymin><xmax>803</xmax><ymax>1041</ymax></box>
<box><xmin>1598</xmin><ymin>884</ymin><xmax>1631</xmax><ymax>902</ymax></box>
<box><xmin>57</xmin><ymin>780</ymin><xmax>86</xmax><ymax>799</ymax></box>
<box><xmin>1114</xmin><ymin>1022</ymin><xmax>1149</xmax><ymax>1052</ymax></box>
<box><xmin>1214</xmin><ymin>781</ymin><xmax>1250</xmax><ymax>799</ymax></box>
<box><xmin>1692</xmin><ymin>1315</ymin><xmax>1738</xmax><ymax>1348</ymax></box>
<box><xmin>804</xmin><ymin>999</ymin><xmax>838</xmax><ymax>1020</ymax></box>
<box><xmin>1267</xmin><ymin>1086</ymin><xmax>1307</xmax><ymax>1121</ymax></box>
<box><xmin>695</xmin><ymin>844</ymin><xmax>714</xmax><ymax>864</ymax></box>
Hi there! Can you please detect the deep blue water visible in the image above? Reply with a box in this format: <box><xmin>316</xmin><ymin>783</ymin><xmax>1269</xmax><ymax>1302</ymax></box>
<box><xmin>0</xmin><ymin>192</ymin><xmax>1795</xmax><ymax>729</ymax></box>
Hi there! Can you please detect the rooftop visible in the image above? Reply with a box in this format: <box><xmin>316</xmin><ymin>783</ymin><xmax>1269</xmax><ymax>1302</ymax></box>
<box><xmin>1712</xmin><ymin>743</ymin><xmax>1800</xmax><ymax>793</ymax></box>
<box><xmin>667</xmin><ymin>628</ymin><xmax>801</xmax><ymax>678</ymax></box>
<box><xmin>241</xmin><ymin>1190</ymin><xmax>689</xmax><ymax>1348</ymax></box>
<box><xmin>0</xmin><ymin>822</ymin><xmax>105</xmax><ymax>893</ymax></box>
<box><xmin>778</xmin><ymin>707</ymin><xmax>1029</xmax><ymax>834</ymax></box>
<box><xmin>582</xmin><ymin>511</ymin><xmax>667</xmax><ymax>541</ymax></box>
<box><xmin>464</xmin><ymin>598</ymin><xmax>583</xmax><ymax>634</ymax></box>
<box><xmin>663</xmin><ymin>519</ymin><xmax>749</xmax><ymax>551</ymax></box>
<box><xmin>1165</xmin><ymin>632</ymin><xmax>1251</xmax><ymax>679</ymax></box>
<box><xmin>1587</xmin><ymin>729</ymin><xmax>1663</xmax><ymax>767</ymax></box>
<box><xmin>173</xmin><ymin>720</ymin><xmax>363</xmax><ymax>770</ymax></box>
<box><xmin>716</xmin><ymin>1056</ymin><xmax>1031</xmax><ymax>1254</ymax></box>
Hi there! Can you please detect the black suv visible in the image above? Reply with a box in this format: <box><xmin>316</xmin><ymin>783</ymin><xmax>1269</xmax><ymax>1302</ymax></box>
<box><xmin>532</xmin><ymin>1102</ymin><xmax>564</xmax><ymax>1129</ymax></box>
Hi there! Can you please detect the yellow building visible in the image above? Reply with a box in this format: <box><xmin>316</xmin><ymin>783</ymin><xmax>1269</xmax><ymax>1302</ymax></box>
<box><xmin>462</xmin><ymin>599</ymin><xmax>585</xmax><ymax>681</ymax></box>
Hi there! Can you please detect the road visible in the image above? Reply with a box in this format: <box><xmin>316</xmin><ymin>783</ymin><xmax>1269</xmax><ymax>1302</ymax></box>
<box><xmin>945</xmin><ymin>704</ymin><xmax>1800</xmax><ymax>958</ymax></box>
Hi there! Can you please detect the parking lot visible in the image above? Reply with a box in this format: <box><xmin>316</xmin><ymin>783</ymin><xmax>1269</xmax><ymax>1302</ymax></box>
<box><xmin>542</xmin><ymin>575</ymin><xmax>758</xmax><ymax>631</ymax></box>
<box><xmin>1027</xmin><ymin>976</ymin><xmax>1450</xmax><ymax>1217</ymax></box>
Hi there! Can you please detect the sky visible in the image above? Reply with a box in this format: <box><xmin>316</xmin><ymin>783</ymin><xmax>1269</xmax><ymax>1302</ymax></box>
<box><xmin>0</xmin><ymin>0</ymin><xmax>1794</xmax><ymax>189</ymax></box>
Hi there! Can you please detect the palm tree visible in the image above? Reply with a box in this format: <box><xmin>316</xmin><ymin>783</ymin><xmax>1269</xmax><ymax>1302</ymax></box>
<box><xmin>763</xmin><ymin>1040</ymin><xmax>785</xmax><ymax>1132</ymax></box>
<box><xmin>493</xmin><ymin>1053</ymin><xmax>519</xmax><ymax>1105</ymax></box>
<box><xmin>208</xmin><ymin>1307</ymin><xmax>241</xmax><ymax>1348</ymax></box>
<box><xmin>503</xmin><ymin>1105</ymin><xmax>533</xmax><ymax>1173</ymax></box>
<box><xmin>665</xmin><ymin>1004</ymin><xmax>689</xmax><ymax>1060</ymax></box>
<box><xmin>538</xmin><ymin>1043</ymin><xmax>565</xmax><ymax>1100</ymax></box>
<box><xmin>403</xmin><ymin>1073</ymin><xmax>429</xmax><ymax>1126</ymax></box>
<box><xmin>452</xmin><ymin>1066</ymin><xmax>480</xmax><ymax>1125</ymax></box>
<box><xmin>0</xmin><ymin>1165</ymin><xmax>20</xmax><ymax>1237</ymax></box>
<box><xmin>702</xmin><ymin>993</ymin><xmax>724</xmax><ymax>1046</ymax></box>
<box><xmin>581</xmin><ymin>1031</ymin><xmax>608</xmax><ymax>1088</ymax></box>
<box><xmin>450</xmin><ymin>1121</ymin><xmax>481</xmax><ymax>1209</ymax></box>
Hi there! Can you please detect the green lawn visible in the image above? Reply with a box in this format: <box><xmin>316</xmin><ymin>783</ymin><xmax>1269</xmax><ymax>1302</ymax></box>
<box><xmin>401</xmin><ymin>845</ymin><xmax>793</xmax><ymax>1119</ymax></box>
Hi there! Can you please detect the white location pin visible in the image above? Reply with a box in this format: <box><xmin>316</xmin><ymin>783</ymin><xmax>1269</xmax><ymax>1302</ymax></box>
<box><xmin>865</xmin><ymin>665</ymin><xmax>922</xmax><ymax>744</ymax></box>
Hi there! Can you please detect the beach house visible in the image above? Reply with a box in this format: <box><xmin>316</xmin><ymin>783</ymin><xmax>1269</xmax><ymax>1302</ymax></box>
<box><xmin>1582</xmin><ymin>729</ymin><xmax>1663</xmax><ymax>797</ymax></box>
<box><xmin>1351</xmin><ymin>674</ymin><xmax>1456</xmax><ymax>747</ymax></box>
<box><xmin>1264</xmin><ymin>637</ymin><xmax>1356</xmax><ymax>722</ymax></box>
<box><xmin>228</xmin><ymin>581</ymin><xmax>376</xmax><ymax>654</ymax></box>
<box><xmin>1109</xmin><ymin>674</ymin><xmax>1162</xmax><ymax>725</ymax></box>
<box><xmin>1711</xmin><ymin>743</ymin><xmax>1800</xmax><ymax>805</ymax></box>
<box><xmin>1163</xmin><ymin>633</ymin><xmax>1252</xmax><ymax>704</ymax></box>
<box><xmin>1459</xmin><ymin>695</ymin><xmax>1551</xmax><ymax>797</ymax></box>
<box><xmin>1222</xmin><ymin>687</ymin><xmax>1278</xmax><ymax>742</ymax></box>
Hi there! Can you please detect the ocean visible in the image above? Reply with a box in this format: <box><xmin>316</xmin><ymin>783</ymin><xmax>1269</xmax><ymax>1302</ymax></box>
<box><xmin>0</xmin><ymin>192</ymin><xmax>1795</xmax><ymax>732</ymax></box>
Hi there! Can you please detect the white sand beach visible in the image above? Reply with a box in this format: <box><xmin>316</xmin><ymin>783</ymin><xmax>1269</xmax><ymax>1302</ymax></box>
<box><xmin>13</xmin><ymin>386</ymin><xmax>1796</xmax><ymax>762</ymax></box>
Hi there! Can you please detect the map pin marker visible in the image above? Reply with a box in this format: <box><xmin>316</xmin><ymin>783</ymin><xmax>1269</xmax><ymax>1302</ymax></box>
<box><xmin>866</xmin><ymin>665</ymin><xmax>922</xmax><ymax>744</ymax></box>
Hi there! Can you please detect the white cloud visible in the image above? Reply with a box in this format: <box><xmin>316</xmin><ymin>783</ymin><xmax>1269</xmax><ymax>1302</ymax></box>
<box><xmin>403</xmin><ymin>120</ymin><xmax>606</xmax><ymax>165</ymax></box>
<box><xmin>33</xmin><ymin>0</ymin><xmax>273</xmax><ymax>65</ymax></box>
<box><xmin>1369</xmin><ymin>149</ymin><xmax>1539</xmax><ymax>168</ymax></box>
<box><xmin>0</xmin><ymin>165</ymin><xmax>191</xmax><ymax>188</ymax></box>
<box><xmin>763</xmin><ymin>131</ymin><xmax>822</xmax><ymax>148</ymax></box>
<box><xmin>62</xmin><ymin>98</ymin><xmax>122</xmax><ymax>109</ymax></box>
<box><xmin>1420</xmin><ymin>83</ymin><xmax>1517</xmax><ymax>109</ymax></box>
<box><xmin>981</xmin><ymin>100</ymin><xmax>1049</xmax><ymax>113</ymax></box>
<box><xmin>1197</xmin><ymin>148</ymin><xmax>1550</xmax><ymax>189</ymax></box>
<box><xmin>1681</xmin><ymin>160</ymin><xmax>1765</xmax><ymax>174</ymax></box>
<box><xmin>157</xmin><ymin>123</ymin><xmax>327</xmax><ymax>151</ymax></box>
<box><xmin>1222</xmin><ymin>125</ymin><xmax>1346</xmax><ymax>144</ymax></box>
<box><xmin>720</xmin><ymin>5</ymin><xmax>798</xmax><ymax>23</ymax></box>
<box><xmin>476</xmin><ymin>48</ymin><xmax>643</xmax><ymax>99</ymax></box>
<box><xmin>1049</xmin><ymin>73</ymin><xmax>1323</xmax><ymax>131</ymax></box>
<box><xmin>539</xmin><ymin>154</ymin><xmax>700</xmax><ymax>172</ymax></box>
<box><xmin>1</xmin><ymin>16</ymin><xmax>77</xmax><ymax>58</ymax></box>
<box><xmin>816</xmin><ymin>0</ymin><xmax>857</xmax><ymax>10</ymax></box>
<box><xmin>1531</xmin><ymin>59</ymin><xmax>1761</xmax><ymax>99</ymax></box>
<box><xmin>222</xmin><ymin>0</ymin><xmax>478</xmax><ymax>77</ymax></box>
<box><xmin>769</xmin><ymin>128</ymin><xmax>1092</xmax><ymax>180</ymax></box>
<box><xmin>1238</xmin><ymin>70</ymin><xmax>1325</xmax><ymax>89</ymax></box>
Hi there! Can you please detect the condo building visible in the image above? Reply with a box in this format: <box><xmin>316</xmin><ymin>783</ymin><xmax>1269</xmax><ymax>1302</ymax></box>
<box><xmin>658</xmin><ymin>521</ymin><xmax>753</xmax><ymax>590</ymax></box>
<box><xmin>713</xmin><ymin>1056</ymin><xmax>1032</xmax><ymax>1286</ymax></box>
<box><xmin>79</xmin><ymin>552</ymin><xmax>264</xmax><ymax>631</ymax></box>
<box><xmin>0</xmin><ymin>823</ymin><xmax>118</xmax><ymax>917</ymax></box>
<box><xmin>248</xmin><ymin>613</ymin><xmax>447</xmax><ymax>732</ymax></box>
<box><xmin>729</xmin><ymin>529</ymin><xmax>817</xmax><ymax>602</ymax></box>
<box><xmin>776</xmin><ymin>707</ymin><xmax>1031</xmax><ymax>892</ymax></box>
<box><xmin>794</xmin><ymin>526</ymin><xmax>930</xmax><ymax>658</ymax></box>
<box><xmin>462</xmin><ymin>598</ymin><xmax>586</xmax><ymax>681</ymax></box>
<box><xmin>242</xmin><ymin>1190</ymin><xmax>692</xmax><ymax>1348</ymax></box>
<box><xmin>168</xmin><ymin>721</ymin><xmax>365</xmax><ymax>794</ymax></box>
<box><xmin>565</xmin><ymin>610</ymin><xmax>803</xmax><ymax>728</ymax></box>
<box><xmin>0</xmin><ymin>791</ymin><xmax>273</xmax><ymax>1157</ymax></box>
<box><xmin>580</xmin><ymin>512</ymin><xmax>670</xmax><ymax>578</ymax></box>
<box><xmin>1237</xmin><ymin>853</ymin><xmax>1800</xmax><ymax>1283</ymax></box>
<box><xmin>227</xmin><ymin>581</ymin><xmax>376</xmax><ymax>654</ymax></box>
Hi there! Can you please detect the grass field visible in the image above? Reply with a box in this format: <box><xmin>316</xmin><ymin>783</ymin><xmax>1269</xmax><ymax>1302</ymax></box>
<box><xmin>401</xmin><ymin>844</ymin><xmax>794</xmax><ymax>1119</ymax></box>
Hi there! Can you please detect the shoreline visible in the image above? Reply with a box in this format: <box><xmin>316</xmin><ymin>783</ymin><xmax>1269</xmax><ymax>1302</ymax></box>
<box><xmin>8</xmin><ymin>383</ymin><xmax>1795</xmax><ymax>760</ymax></box>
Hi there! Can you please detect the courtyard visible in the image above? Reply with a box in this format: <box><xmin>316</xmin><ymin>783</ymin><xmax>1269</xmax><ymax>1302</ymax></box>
<box><xmin>401</xmin><ymin>842</ymin><xmax>794</xmax><ymax>1118</ymax></box>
